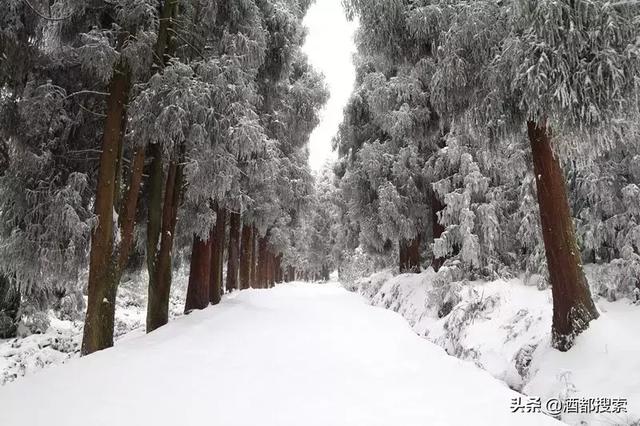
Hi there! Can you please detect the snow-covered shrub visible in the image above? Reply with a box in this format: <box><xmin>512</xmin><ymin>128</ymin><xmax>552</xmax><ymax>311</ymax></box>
<box><xmin>513</xmin><ymin>343</ymin><xmax>537</xmax><ymax>383</ymax></box>
<box><xmin>435</xmin><ymin>286</ymin><xmax>500</xmax><ymax>358</ymax></box>
<box><xmin>355</xmin><ymin>269</ymin><xmax>395</xmax><ymax>300</ymax></box>
<box><xmin>0</xmin><ymin>276</ymin><xmax>19</xmax><ymax>339</ymax></box>
<box><xmin>0</xmin><ymin>313</ymin><xmax>16</xmax><ymax>339</ymax></box>
<box><xmin>16</xmin><ymin>306</ymin><xmax>50</xmax><ymax>337</ymax></box>
<box><xmin>52</xmin><ymin>289</ymin><xmax>85</xmax><ymax>321</ymax></box>
<box><xmin>425</xmin><ymin>130</ymin><xmax>530</xmax><ymax>281</ymax></box>
<box><xmin>339</xmin><ymin>247</ymin><xmax>390</xmax><ymax>290</ymax></box>
<box><xmin>426</xmin><ymin>262</ymin><xmax>465</xmax><ymax>317</ymax></box>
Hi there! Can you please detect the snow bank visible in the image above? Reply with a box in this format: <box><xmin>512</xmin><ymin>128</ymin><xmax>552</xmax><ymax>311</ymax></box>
<box><xmin>0</xmin><ymin>269</ymin><xmax>187</xmax><ymax>386</ymax></box>
<box><xmin>353</xmin><ymin>268</ymin><xmax>640</xmax><ymax>425</ymax></box>
<box><xmin>0</xmin><ymin>283</ymin><xmax>558</xmax><ymax>426</ymax></box>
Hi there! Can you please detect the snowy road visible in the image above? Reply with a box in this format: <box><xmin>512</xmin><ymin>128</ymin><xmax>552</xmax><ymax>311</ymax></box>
<box><xmin>0</xmin><ymin>282</ymin><xmax>558</xmax><ymax>425</ymax></box>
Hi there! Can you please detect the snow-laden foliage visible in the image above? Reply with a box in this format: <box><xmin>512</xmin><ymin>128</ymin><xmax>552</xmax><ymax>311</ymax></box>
<box><xmin>0</xmin><ymin>0</ymin><xmax>168</xmax><ymax>315</ymax></box>
<box><xmin>0</xmin><ymin>0</ymin><xmax>327</xmax><ymax>337</ymax></box>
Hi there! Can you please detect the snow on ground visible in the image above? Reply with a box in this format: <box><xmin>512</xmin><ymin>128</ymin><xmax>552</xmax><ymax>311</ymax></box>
<box><xmin>0</xmin><ymin>282</ymin><xmax>558</xmax><ymax>426</ymax></box>
<box><xmin>0</xmin><ymin>269</ymin><xmax>187</xmax><ymax>386</ymax></box>
<box><xmin>351</xmin><ymin>268</ymin><xmax>640</xmax><ymax>425</ymax></box>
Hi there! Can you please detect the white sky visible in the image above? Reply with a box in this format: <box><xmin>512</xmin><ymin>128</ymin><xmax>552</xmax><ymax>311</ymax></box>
<box><xmin>302</xmin><ymin>0</ymin><xmax>358</xmax><ymax>172</ymax></box>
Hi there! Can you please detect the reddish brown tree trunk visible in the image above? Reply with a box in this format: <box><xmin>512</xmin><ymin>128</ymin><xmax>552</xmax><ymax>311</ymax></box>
<box><xmin>267</xmin><ymin>249</ymin><xmax>275</xmax><ymax>288</ymax></box>
<box><xmin>286</xmin><ymin>266</ymin><xmax>295</xmax><ymax>282</ymax></box>
<box><xmin>431</xmin><ymin>192</ymin><xmax>446</xmax><ymax>272</ymax></box>
<box><xmin>275</xmin><ymin>255</ymin><xmax>283</xmax><ymax>284</ymax></box>
<box><xmin>239</xmin><ymin>222</ymin><xmax>253</xmax><ymax>290</ymax></box>
<box><xmin>144</xmin><ymin>0</ymin><xmax>180</xmax><ymax>333</ymax></box>
<box><xmin>117</xmin><ymin>148</ymin><xmax>145</xmax><ymax>269</ymax></box>
<box><xmin>399</xmin><ymin>235</ymin><xmax>421</xmax><ymax>273</ymax></box>
<box><xmin>226</xmin><ymin>211</ymin><xmax>241</xmax><ymax>293</ymax></box>
<box><xmin>82</xmin><ymin>62</ymin><xmax>130</xmax><ymax>356</ymax></box>
<box><xmin>147</xmin><ymin>154</ymin><xmax>183</xmax><ymax>333</ymax></box>
<box><xmin>527</xmin><ymin>120</ymin><xmax>599</xmax><ymax>352</ymax></box>
<box><xmin>209</xmin><ymin>206</ymin><xmax>226</xmax><ymax>305</ymax></box>
<box><xmin>185</xmin><ymin>233</ymin><xmax>212</xmax><ymax>313</ymax></box>
<box><xmin>250</xmin><ymin>227</ymin><xmax>257</xmax><ymax>287</ymax></box>
<box><xmin>264</xmin><ymin>247</ymin><xmax>271</xmax><ymax>288</ymax></box>
<box><xmin>257</xmin><ymin>236</ymin><xmax>268</xmax><ymax>289</ymax></box>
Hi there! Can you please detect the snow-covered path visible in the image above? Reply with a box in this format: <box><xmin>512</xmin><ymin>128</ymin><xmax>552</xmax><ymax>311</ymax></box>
<box><xmin>0</xmin><ymin>282</ymin><xmax>558</xmax><ymax>425</ymax></box>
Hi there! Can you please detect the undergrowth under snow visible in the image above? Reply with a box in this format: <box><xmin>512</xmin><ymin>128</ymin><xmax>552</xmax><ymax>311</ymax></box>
<box><xmin>347</xmin><ymin>266</ymin><xmax>640</xmax><ymax>425</ymax></box>
<box><xmin>0</xmin><ymin>270</ymin><xmax>187</xmax><ymax>386</ymax></box>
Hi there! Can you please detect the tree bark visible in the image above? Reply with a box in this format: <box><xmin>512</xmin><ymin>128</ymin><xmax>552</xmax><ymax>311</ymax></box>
<box><xmin>225</xmin><ymin>211</ymin><xmax>241</xmax><ymax>293</ymax></box>
<box><xmin>266</xmin><ymin>250</ymin><xmax>273</xmax><ymax>288</ymax></box>
<box><xmin>145</xmin><ymin>144</ymin><xmax>164</xmax><ymax>331</ymax></box>
<box><xmin>258</xmin><ymin>236</ymin><xmax>268</xmax><ymax>289</ymax></box>
<box><xmin>209</xmin><ymin>206</ymin><xmax>226</xmax><ymax>305</ymax></box>
<box><xmin>250</xmin><ymin>226</ymin><xmax>257</xmax><ymax>287</ymax></box>
<box><xmin>399</xmin><ymin>235</ymin><xmax>421</xmax><ymax>273</ymax></box>
<box><xmin>275</xmin><ymin>255</ymin><xmax>283</xmax><ymax>284</ymax></box>
<box><xmin>431</xmin><ymin>192</ymin><xmax>446</xmax><ymax>272</ymax></box>
<box><xmin>285</xmin><ymin>266</ymin><xmax>295</xmax><ymax>282</ymax></box>
<box><xmin>147</xmin><ymin>154</ymin><xmax>183</xmax><ymax>332</ymax></box>
<box><xmin>82</xmin><ymin>61</ymin><xmax>130</xmax><ymax>356</ymax></box>
<box><xmin>239</xmin><ymin>222</ymin><xmax>253</xmax><ymax>290</ymax></box>
<box><xmin>117</xmin><ymin>147</ymin><xmax>145</xmax><ymax>269</ymax></box>
<box><xmin>185</xmin><ymin>233</ymin><xmax>212</xmax><ymax>313</ymax></box>
<box><xmin>321</xmin><ymin>265</ymin><xmax>330</xmax><ymax>281</ymax></box>
<box><xmin>527</xmin><ymin>120</ymin><xmax>599</xmax><ymax>352</ymax></box>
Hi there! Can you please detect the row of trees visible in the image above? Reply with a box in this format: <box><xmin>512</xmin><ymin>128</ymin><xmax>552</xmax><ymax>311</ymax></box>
<box><xmin>327</xmin><ymin>0</ymin><xmax>640</xmax><ymax>351</ymax></box>
<box><xmin>0</xmin><ymin>0</ymin><xmax>327</xmax><ymax>354</ymax></box>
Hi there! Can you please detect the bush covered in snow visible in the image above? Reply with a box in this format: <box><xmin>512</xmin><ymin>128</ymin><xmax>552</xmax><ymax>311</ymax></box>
<box><xmin>0</xmin><ymin>269</ymin><xmax>188</xmax><ymax>386</ymax></box>
<box><xmin>350</xmin><ymin>267</ymin><xmax>640</xmax><ymax>425</ymax></box>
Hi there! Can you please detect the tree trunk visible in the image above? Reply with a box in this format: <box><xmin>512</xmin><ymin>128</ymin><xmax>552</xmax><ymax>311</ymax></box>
<box><xmin>269</xmin><ymin>252</ymin><xmax>278</xmax><ymax>287</ymax></box>
<box><xmin>147</xmin><ymin>154</ymin><xmax>183</xmax><ymax>332</ymax></box>
<box><xmin>225</xmin><ymin>211</ymin><xmax>241</xmax><ymax>293</ymax></box>
<box><xmin>185</xmin><ymin>233</ymin><xmax>212</xmax><ymax>313</ymax></box>
<box><xmin>82</xmin><ymin>62</ymin><xmax>130</xmax><ymax>356</ymax></box>
<box><xmin>321</xmin><ymin>265</ymin><xmax>330</xmax><ymax>281</ymax></box>
<box><xmin>250</xmin><ymin>227</ymin><xmax>257</xmax><ymax>287</ymax></box>
<box><xmin>264</xmin><ymin>250</ymin><xmax>271</xmax><ymax>288</ymax></box>
<box><xmin>145</xmin><ymin>144</ymin><xmax>164</xmax><ymax>331</ymax></box>
<box><xmin>399</xmin><ymin>235</ymin><xmax>420</xmax><ymax>273</ymax></box>
<box><xmin>239</xmin><ymin>222</ymin><xmax>253</xmax><ymax>290</ymax></box>
<box><xmin>154</xmin><ymin>0</ymin><xmax>179</xmax><ymax>72</ymax></box>
<box><xmin>285</xmin><ymin>266</ymin><xmax>295</xmax><ymax>282</ymax></box>
<box><xmin>258</xmin><ymin>236</ymin><xmax>268</xmax><ymax>289</ymax></box>
<box><xmin>431</xmin><ymin>192</ymin><xmax>446</xmax><ymax>272</ymax></box>
<box><xmin>275</xmin><ymin>255</ymin><xmax>283</xmax><ymax>284</ymax></box>
<box><xmin>209</xmin><ymin>206</ymin><xmax>226</xmax><ymax>305</ymax></box>
<box><xmin>527</xmin><ymin>120</ymin><xmax>599</xmax><ymax>352</ymax></box>
<box><xmin>145</xmin><ymin>0</ymin><xmax>178</xmax><ymax>299</ymax></box>
<box><xmin>117</xmin><ymin>148</ymin><xmax>145</xmax><ymax>270</ymax></box>
<box><xmin>267</xmin><ymin>251</ymin><xmax>273</xmax><ymax>288</ymax></box>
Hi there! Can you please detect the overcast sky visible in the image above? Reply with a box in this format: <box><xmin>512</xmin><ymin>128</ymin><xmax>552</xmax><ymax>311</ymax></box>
<box><xmin>302</xmin><ymin>0</ymin><xmax>358</xmax><ymax>172</ymax></box>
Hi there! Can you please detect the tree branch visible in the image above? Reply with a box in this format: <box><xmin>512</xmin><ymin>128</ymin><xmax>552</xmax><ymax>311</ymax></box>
<box><xmin>23</xmin><ymin>0</ymin><xmax>73</xmax><ymax>21</ymax></box>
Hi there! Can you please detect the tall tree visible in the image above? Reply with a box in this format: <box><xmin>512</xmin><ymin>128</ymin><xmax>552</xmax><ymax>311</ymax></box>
<box><xmin>185</xmin><ymin>232</ymin><xmax>213</xmax><ymax>312</ymax></box>
<box><xmin>226</xmin><ymin>211</ymin><xmax>242</xmax><ymax>292</ymax></box>
<box><xmin>239</xmin><ymin>222</ymin><xmax>254</xmax><ymax>289</ymax></box>
<box><xmin>209</xmin><ymin>206</ymin><xmax>226</xmax><ymax>304</ymax></box>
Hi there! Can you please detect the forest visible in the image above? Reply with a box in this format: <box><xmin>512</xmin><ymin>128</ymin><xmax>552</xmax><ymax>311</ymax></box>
<box><xmin>0</xmin><ymin>1</ymin><xmax>639</xmax><ymax>425</ymax></box>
